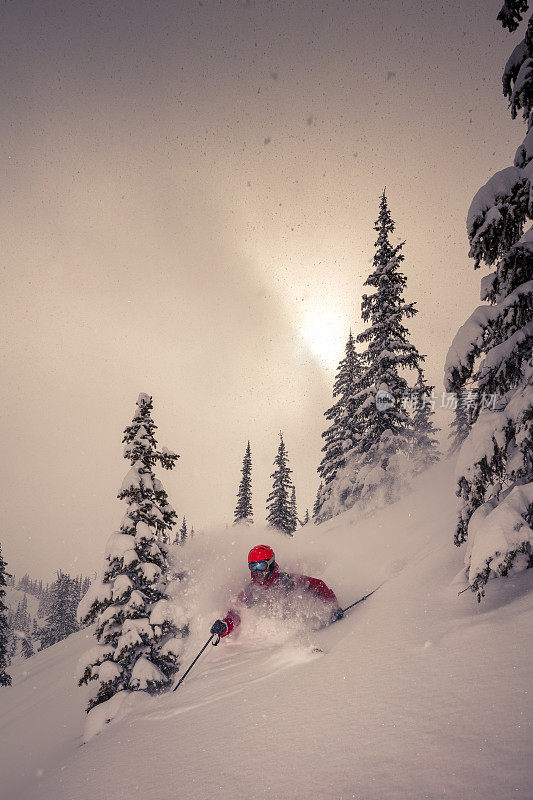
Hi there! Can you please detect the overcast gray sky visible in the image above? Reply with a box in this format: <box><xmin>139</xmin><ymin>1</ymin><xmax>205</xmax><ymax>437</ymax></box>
<box><xmin>0</xmin><ymin>0</ymin><xmax>521</xmax><ymax>580</ymax></box>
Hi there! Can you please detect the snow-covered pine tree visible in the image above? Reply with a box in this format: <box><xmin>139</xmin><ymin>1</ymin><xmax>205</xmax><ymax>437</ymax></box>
<box><xmin>318</xmin><ymin>332</ymin><xmax>363</xmax><ymax>486</ymax></box>
<box><xmin>180</xmin><ymin>517</ymin><xmax>188</xmax><ymax>544</ymax></box>
<box><xmin>78</xmin><ymin>393</ymin><xmax>188</xmax><ymax>712</ymax></box>
<box><xmin>351</xmin><ymin>192</ymin><xmax>425</xmax><ymax>503</ymax></box>
<box><xmin>318</xmin><ymin>192</ymin><xmax>425</xmax><ymax>519</ymax></box>
<box><xmin>0</xmin><ymin>543</ymin><xmax>12</xmax><ymax>686</ymax></box>
<box><xmin>410</xmin><ymin>372</ymin><xmax>441</xmax><ymax>474</ymax></box>
<box><xmin>316</xmin><ymin>331</ymin><xmax>364</xmax><ymax>518</ymax></box>
<box><xmin>234</xmin><ymin>441</ymin><xmax>253</xmax><ymax>525</ymax></box>
<box><xmin>266</xmin><ymin>432</ymin><xmax>296</xmax><ymax>536</ymax></box>
<box><xmin>443</xmin><ymin>2</ymin><xmax>533</xmax><ymax>600</ymax></box>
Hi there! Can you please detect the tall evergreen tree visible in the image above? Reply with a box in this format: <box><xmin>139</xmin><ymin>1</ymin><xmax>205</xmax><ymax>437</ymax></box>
<box><xmin>318</xmin><ymin>331</ymin><xmax>363</xmax><ymax>488</ymax></box>
<box><xmin>39</xmin><ymin>572</ymin><xmax>80</xmax><ymax>650</ymax></box>
<box><xmin>444</xmin><ymin>3</ymin><xmax>533</xmax><ymax>600</ymax></box>
<box><xmin>352</xmin><ymin>191</ymin><xmax>424</xmax><ymax>497</ymax></box>
<box><xmin>234</xmin><ymin>441</ymin><xmax>253</xmax><ymax>525</ymax></box>
<box><xmin>0</xmin><ymin>543</ymin><xmax>12</xmax><ymax>686</ymax></box>
<box><xmin>318</xmin><ymin>192</ymin><xmax>425</xmax><ymax>518</ymax></box>
<box><xmin>316</xmin><ymin>331</ymin><xmax>364</xmax><ymax>519</ymax></box>
<box><xmin>78</xmin><ymin>393</ymin><xmax>188</xmax><ymax>712</ymax></box>
<box><xmin>410</xmin><ymin>372</ymin><xmax>441</xmax><ymax>474</ymax></box>
<box><xmin>266</xmin><ymin>432</ymin><xmax>296</xmax><ymax>536</ymax></box>
<box><xmin>180</xmin><ymin>517</ymin><xmax>188</xmax><ymax>544</ymax></box>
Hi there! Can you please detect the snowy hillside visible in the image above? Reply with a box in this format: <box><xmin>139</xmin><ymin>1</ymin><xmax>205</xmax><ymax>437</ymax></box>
<box><xmin>0</xmin><ymin>457</ymin><xmax>532</xmax><ymax>800</ymax></box>
<box><xmin>4</xmin><ymin>588</ymin><xmax>40</xmax><ymax>621</ymax></box>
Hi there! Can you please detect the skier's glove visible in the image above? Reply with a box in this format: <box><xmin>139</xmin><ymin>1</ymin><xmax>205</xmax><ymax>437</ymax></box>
<box><xmin>210</xmin><ymin>619</ymin><xmax>228</xmax><ymax>636</ymax></box>
<box><xmin>330</xmin><ymin>607</ymin><xmax>344</xmax><ymax>623</ymax></box>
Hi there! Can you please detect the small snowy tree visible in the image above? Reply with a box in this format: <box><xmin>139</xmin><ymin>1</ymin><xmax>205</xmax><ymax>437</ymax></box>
<box><xmin>444</xmin><ymin>3</ymin><xmax>533</xmax><ymax>599</ymax></box>
<box><xmin>411</xmin><ymin>373</ymin><xmax>441</xmax><ymax>474</ymax></box>
<box><xmin>290</xmin><ymin>486</ymin><xmax>298</xmax><ymax>532</ymax></box>
<box><xmin>234</xmin><ymin>441</ymin><xmax>253</xmax><ymax>525</ymax></box>
<box><xmin>180</xmin><ymin>517</ymin><xmax>188</xmax><ymax>544</ymax></box>
<box><xmin>0</xmin><ymin>544</ymin><xmax>12</xmax><ymax>686</ymax></box>
<box><xmin>266</xmin><ymin>432</ymin><xmax>296</xmax><ymax>536</ymax></box>
<box><xmin>78</xmin><ymin>393</ymin><xmax>188</xmax><ymax>712</ymax></box>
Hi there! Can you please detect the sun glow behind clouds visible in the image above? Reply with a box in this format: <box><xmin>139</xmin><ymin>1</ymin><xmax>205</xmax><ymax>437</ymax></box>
<box><xmin>299</xmin><ymin>306</ymin><xmax>347</xmax><ymax>368</ymax></box>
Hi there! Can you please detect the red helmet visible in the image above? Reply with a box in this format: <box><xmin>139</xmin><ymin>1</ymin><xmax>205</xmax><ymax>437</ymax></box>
<box><xmin>248</xmin><ymin>544</ymin><xmax>275</xmax><ymax>582</ymax></box>
<box><xmin>248</xmin><ymin>544</ymin><xmax>274</xmax><ymax>564</ymax></box>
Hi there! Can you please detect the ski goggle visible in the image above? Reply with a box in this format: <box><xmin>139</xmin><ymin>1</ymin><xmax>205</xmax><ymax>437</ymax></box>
<box><xmin>249</xmin><ymin>558</ymin><xmax>273</xmax><ymax>572</ymax></box>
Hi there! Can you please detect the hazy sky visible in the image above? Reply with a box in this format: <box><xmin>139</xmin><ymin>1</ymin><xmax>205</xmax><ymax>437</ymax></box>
<box><xmin>0</xmin><ymin>0</ymin><xmax>522</xmax><ymax>580</ymax></box>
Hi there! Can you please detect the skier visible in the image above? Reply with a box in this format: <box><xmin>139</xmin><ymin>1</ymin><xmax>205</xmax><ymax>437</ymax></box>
<box><xmin>210</xmin><ymin>544</ymin><xmax>343</xmax><ymax>638</ymax></box>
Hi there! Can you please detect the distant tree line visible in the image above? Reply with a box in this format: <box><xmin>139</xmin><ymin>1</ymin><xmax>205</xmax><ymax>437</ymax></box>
<box><xmin>0</xmin><ymin>560</ymin><xmax>93</xmax><ymax>675</ymax></box>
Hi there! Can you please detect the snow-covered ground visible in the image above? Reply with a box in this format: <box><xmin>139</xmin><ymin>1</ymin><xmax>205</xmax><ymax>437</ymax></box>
<box><xmin>1</xmin><ymin>457</ymin><xmax>532</xmax><ymax>800</ymax></box>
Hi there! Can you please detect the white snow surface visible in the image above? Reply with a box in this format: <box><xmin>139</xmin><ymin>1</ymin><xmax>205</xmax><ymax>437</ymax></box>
<box><xmin>1</xmin><ymin>459</ymin><xmax>532</xmax><ymax>800</ymax></box>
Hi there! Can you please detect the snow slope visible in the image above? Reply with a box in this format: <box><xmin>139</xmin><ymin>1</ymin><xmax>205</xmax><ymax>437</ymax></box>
<box><xmin>1</xmin><ymin>458</ymin><xmax>532</xmax><ymax>800</ymax></box>
<box><xmin>5</xmin><ymin>588</ymin><xmax>40</xmax><ymax>621</ymax></box>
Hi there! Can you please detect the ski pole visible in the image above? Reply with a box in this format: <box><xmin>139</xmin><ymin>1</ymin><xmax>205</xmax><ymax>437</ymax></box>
<box><xmin>172</xmin><ymin>632</ymin><xmax>220</xmax><ymax>693</ymax></box>
<box><xmin>340</xmin><ymin>583</ymin><xmax>383</xmax><ymax>616</ymax></box>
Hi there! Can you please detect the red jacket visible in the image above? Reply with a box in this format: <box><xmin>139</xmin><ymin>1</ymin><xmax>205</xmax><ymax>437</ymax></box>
<box><xmin>221</xmin><ymin>563</ymin><xmax>338</xmax><ymax>636</ymax></box>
